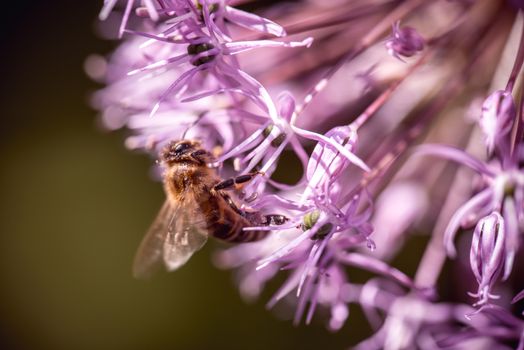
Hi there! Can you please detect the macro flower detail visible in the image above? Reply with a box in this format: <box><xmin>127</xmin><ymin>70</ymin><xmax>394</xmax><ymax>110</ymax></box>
<box><xmin>91</xmin><ymin>0</ymin><xmax>524</xmax><ymax>348</ymax></box>
<box><xmin>416</xmin><ymin>140</ymin><xmax>524</xmax><ymax>305</ymax></box>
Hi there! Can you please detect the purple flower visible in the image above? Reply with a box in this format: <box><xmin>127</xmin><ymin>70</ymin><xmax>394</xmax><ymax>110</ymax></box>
<box><xmin>415</xmin><ymin>141</ymin><xmax>524</xmax><ymax>305</ymax></box>
<box><xmin>126</xmin><ymin>18</ymin><xmax>311</xmax><ymax>117</ymax></box>
<box><xmin>468</xmin><ymin>212</ymin><xmax>506</xmax><ymax>306</ymax></box>
<box><xmin>99</xmin><ymin>0</ymin><xmax>312</xmax><ymax>119</ymax></box>
<box><xmin>215</xmin><ymin>127</ymin><xmax>417</xmax><ymax>330</ymax></box>
<box><xmin>92</xmin><ymin>0</ymin><xmax>524</xmax><ymax>346</ymax></box>
<box><xmin>479</xmin><ymin>90</ymin><xmax>516</xmax><ymax>155</ymax></box>
<box><xmin>385</xmin><ymin>21</ymin><xmax>424</xmax><ymax>62</ymax></box>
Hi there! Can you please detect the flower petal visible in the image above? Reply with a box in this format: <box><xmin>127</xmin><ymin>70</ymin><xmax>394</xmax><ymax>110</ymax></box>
<box><xmin>414</xmin><ymin>144</ymin><xmax>495</xmax><ymax>177</ymax></box>
<box><xmin>443</xmin><ymin>188</ymin><xmax>493</xmax><ymax>257</ymax></box>
<box><xmin>224</xmin><ymin>6</ymin><xmax>287</xmax><ymax>37</ymax></box>
<box><xmin>223</xmin><ymin>37</ymin><xmax>313</xmax><ymax>55</ymax></box>
<box><xmin>292</xmin><ymin>125</ymin><xmax>370</xmax><ymax>172</ymax></box>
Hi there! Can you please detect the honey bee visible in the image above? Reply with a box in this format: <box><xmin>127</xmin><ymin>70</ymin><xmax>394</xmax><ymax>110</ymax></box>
<box><xmin>133</xmin><ymin>139</ymin><xmax>287</xmax><ymax>278</ymax></box>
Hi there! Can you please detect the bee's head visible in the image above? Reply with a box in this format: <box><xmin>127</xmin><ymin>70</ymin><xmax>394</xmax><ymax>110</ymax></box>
<box><xmin>161</xmin><ymin>140</ymin><xmax>209</xmax><ymax>165</ymax></box>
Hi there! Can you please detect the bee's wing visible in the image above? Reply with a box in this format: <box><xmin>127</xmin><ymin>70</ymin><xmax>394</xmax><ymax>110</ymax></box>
<box><xmin>132</xmin><ymin>200</ymin><xmax>176</xmax><ymax>279</ymax></box>
<box><xmin>162</xmin><ymin>200</ymin><xmax>208</xmax><ymax>271</ymax></box>
<box><xmin>132</xmin><ymin>197</ymin><xmax>209</xmax><ymax>279</ymax></box>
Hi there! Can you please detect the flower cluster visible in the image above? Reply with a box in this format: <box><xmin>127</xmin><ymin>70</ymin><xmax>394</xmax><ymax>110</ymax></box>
<box><xmin>415</xmin><ymin>44</ymin><xmax>524</xmax><ymax>307</ymax></box>
<box><xmin>91</xmin><ymin>0</ymin><xmax>524</xmax><ymax>348</ymax></box>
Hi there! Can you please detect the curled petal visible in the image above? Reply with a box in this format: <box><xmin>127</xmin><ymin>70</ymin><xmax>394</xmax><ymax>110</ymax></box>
<box><xmin>337</xmin><ymin>252</ymin><xmax>415</xmax><ymax>289</ymax></box>
<box><xmin>293</xmin><ymin>125</ymin><xmax>370</xmax><ymax>172</ymax></box>
<box><xmin>149</xmin><ymin>65</ymin><xmax>206</xmax><ymax>117</ymax></box>
<box><xmin>307</xmin><ymin>126</ymin><xmax>358</xmax><ymax>180</ymax></box>
<box><xmin>217</xmin><ymin>122</ymin><xmax>269</xmax><ymax>162</ymax></box>
<box><xmin>218</xmin><ymin>63</ymin><xmax>279</xmax><ymax>121</ymax></box>
<box><xmin>444</xmin><ymin>188</ymin><xmax>493</xmax><ymax>257</ymax></box>
<box><xmin>414</xmin><ymin>144</ymin><xmax>495</xmax><ymax>177</ymax></box>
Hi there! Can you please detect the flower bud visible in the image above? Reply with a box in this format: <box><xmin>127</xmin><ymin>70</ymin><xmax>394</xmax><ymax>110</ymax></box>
<box><xmin>385</xmin><ymin>22</ymin><xmax>424</xmax><ymax>61</ymax></box>
<box><xmin>479</xmin><ymin>90</ymin><xmax>516</xmax><ymax>154</ymax></box>
<box><xmin>469</xmin><ymin>212</ymin><xmax>506</xmax><ymax>305</ymax></box>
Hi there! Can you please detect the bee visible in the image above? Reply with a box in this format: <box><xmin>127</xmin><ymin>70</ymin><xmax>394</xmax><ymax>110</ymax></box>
<box><xmin>133</xmin><ymin>139</ymin><xmax>287</xmax><ymax>278</ymax></box>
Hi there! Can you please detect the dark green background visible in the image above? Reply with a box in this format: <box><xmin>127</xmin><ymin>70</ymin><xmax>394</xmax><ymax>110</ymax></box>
<box><xmin>0</xmin><ymin>2</ymin><xmax>365</xmax><ymax>349</ymax></box>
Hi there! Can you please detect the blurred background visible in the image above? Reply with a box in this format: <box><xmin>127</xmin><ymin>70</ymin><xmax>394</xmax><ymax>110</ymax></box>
<box><xmin>0</xmin><ymin>2</ymin><xmax>372</xmax><ymax>349</ymax></box>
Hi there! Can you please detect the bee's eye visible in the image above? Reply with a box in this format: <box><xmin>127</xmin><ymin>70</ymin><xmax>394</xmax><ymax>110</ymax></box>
<box><xmin>173</xmin><ymin>142</ymin><xmax>191</xmax><ymax>155</ymax></box>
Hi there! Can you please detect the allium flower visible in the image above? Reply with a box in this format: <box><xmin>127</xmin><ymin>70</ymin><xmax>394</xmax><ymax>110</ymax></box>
<box><xmin>92</xmin><ymin>0</ymin><xmax>524</xmax><ymax>347</ymax></box>
<box><xmin>216</xmin><ymin>131</ymin><xmax>414</xmax><ymax>330</ymax></box>
<box><xmin>125</xmin><ymin>6</ymin><xmax>312</xmax><ymax>117</ymax></box>
<box><xmin>469</xmin><ymin>212</ymin><xmax>506</xmax><ymax>306</ymax></box>
<box><xmin>415</xmin><ymin>140</ymin><xmax>524</xmax><ymax>305</ymax></box>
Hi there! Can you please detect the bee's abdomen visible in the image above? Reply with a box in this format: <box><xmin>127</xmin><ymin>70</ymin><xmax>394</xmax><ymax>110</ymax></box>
<box><xmin>199</xmin><ymin>192</ymin><xmax>267</xmax><ymax>243</ymax></box>
<box><xmin>209</xmin><ymin>214</ymin><xmax>268</xmax><ymax>243</ymax></box>
<box><xmin>207</xmin><ymin>204</ymin><xmax>267</xmax><ymax>243</ymax></box>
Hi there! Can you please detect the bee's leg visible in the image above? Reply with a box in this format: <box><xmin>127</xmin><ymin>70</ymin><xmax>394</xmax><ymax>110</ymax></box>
<box><xmin>213</xmin><ymin>172</ymin><xmax>263</xmax><ymax>191</ymax></box>
<box><xmin>261</xmin><ymin>214</ymin><xmax>289</xmax><ymax>226</ymax></box>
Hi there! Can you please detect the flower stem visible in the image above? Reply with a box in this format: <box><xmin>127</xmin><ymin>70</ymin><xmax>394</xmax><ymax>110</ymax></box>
<box><xmin>506</xmin><ymin>16</ymin><xmax>524</xmax><ymax>92</ymax></box>
<box><xmin>291</xmin><ymin>0</ymin><xmax>427</xmax><ymax>125</ymax></box>
<box><xmin>351</xmin><ymin>50</ymin><xmax>430</xmax><ymax>130</ymax></box>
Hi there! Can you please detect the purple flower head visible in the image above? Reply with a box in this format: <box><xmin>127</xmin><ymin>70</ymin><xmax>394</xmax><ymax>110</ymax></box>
<box><xmin>217</xmin><ymin>174</ymin><xmax>418</xmax><ymax>330</ymax></box>
<box><xmin>216</xmin><ymin>137</ymin><xmax>401</xmax><ymax>331</ymax></box>
<box><xmin>92</xmin><ymin>34</ymin><xmax>252</xmax><ymax>153</ymax></box>
<box><xmin>385</xmin><ymin>21</ymin><xmax>424</xmax><ymax>62</ymax></box>
<box><xmin>479</xmin><ymin>90</ymin><xmax>516</xmax><ymax>155</ymax></box>
<box><xmin>94</xmin><ymin>1</ymin><xmax>313</xmax><ymax>159</ymax></box>
<box><xmin>416</xmin><ymin>143</ymin><xmax>524</xmax><ymax>307</ymax></box>
<box><xmin>92</xmin><ymin>0</ymin><xmax>524</xmax><ymax>346</ymax></box>
<box><xmin>101</xmin><ymin>0</ymin><xmax>312</xmax><ymax>119</ymax></box>
<box><xmin>468</xmin><ymin>212</ymin><xmax>506</xmax><ymax>306</ymax></box>
<box><xmin>99</xmin><ymin>0</ymin><xmax>288</xmax><ymax>37</ymax></box>
<box><xmin>125</xmin><ymin>11</ymin><xmax>312</xmax><ymax>117</ymax></box>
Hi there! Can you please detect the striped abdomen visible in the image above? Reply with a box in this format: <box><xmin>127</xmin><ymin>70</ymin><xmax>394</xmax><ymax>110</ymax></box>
<box><xmin>196</xmin><ymin>188</ymin><xmax>267</xmax><ymax>243</ymax></box>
